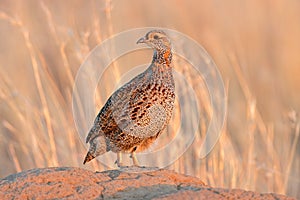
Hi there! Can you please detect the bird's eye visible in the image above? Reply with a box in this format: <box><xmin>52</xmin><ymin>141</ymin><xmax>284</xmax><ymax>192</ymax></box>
<box><xmin>153</xmin><ymin>35</ymin><xmax>159</xmax><ymax>39</ymax></box>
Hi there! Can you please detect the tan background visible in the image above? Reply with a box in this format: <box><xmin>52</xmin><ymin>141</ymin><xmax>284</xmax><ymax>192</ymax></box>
<box><xmin>0</xmin><ymin>0</ymin><xmax>299</xmax><ymax>198</ymax></box>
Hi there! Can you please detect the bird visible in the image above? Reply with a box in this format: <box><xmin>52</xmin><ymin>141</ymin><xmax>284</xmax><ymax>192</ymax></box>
<box><xmin>83</xmin><ymin>30</ymin><xmax>175</xmax><ymax>167</ymax></box>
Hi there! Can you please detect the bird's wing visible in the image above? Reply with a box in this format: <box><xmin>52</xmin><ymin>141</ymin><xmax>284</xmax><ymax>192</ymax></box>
<box><xmin>111</xmin><ymin>77</ymin><xmax>167</xmax><ymax>138</ymax></box>
<box><xmin>85</xmin><ymin>97</ymin><xmax>114</xmax><ymax>143</ymax></box>
<box><xmin>85</xmin><ymin>72</ymin><xmax>146</xmax><ymax>143</ymax></box>
<box><xmin>86</xmin><ymin>68</ymin><xmax>167</xmax><ymax>142</ymax></box>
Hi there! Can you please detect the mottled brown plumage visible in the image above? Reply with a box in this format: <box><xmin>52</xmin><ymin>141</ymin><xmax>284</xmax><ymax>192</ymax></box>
<box><xmin>83</xmin><ymin>30</ymin><xmax>175</xmax><ymax>166</ymax></box>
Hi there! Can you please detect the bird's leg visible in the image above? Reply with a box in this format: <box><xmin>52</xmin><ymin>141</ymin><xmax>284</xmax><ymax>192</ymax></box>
<box><xmin>130</xmin><ymin>152</ymin><xmax>139</xmax><ymax>166</ymax></box>
<box><xmin>115</xmin><ymin>152</ymin><xmax>125</xmax><ymax>168</ymax></box>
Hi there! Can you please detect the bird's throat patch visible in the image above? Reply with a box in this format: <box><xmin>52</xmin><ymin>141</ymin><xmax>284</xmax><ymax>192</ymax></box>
<box><xmin>163</xmin><ymin>49</ymin><xmax>171</xmax><ymax>65</ymax></box>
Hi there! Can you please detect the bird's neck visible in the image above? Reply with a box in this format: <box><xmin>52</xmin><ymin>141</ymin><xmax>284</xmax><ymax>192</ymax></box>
<box><xmin>149</xmin><ymin>49</ymin><xmax>174</xmax><ymax>84</ymax></box>
<box><xmin>152</xmin><ymin>49</ymin><xmax>172</xmax><ymax>66</ymax></box>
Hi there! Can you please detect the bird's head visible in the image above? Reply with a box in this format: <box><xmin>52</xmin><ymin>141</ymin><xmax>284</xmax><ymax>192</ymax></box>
<box><xmin>137</xmin><ymin>30</ymin><xmax>171</xmax><ymax>52</ymax></box>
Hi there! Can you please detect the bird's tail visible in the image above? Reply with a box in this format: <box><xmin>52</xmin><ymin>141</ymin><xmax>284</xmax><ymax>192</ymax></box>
<box><xmin>83</xmin><ymin>152</ymin><xmax>95</xmax><ymax>164</ymax></box>
<box><xmin>83</xmin><ymin>135</ymin><xmax>109</xmax><ymax>164</ymax></box>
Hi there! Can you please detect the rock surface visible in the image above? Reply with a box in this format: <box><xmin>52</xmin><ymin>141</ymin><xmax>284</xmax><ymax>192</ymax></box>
<box><xmin>0</xmin><ymin>167</ymin><xmax>296</xmax><ymax>200</ymax></box>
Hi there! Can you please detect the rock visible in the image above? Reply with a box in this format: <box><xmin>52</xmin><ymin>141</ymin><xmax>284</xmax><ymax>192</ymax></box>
<box><xmin>0</xmin><ymin>167</ymin><xmax>296</xmax><ymax>200</ymax></box>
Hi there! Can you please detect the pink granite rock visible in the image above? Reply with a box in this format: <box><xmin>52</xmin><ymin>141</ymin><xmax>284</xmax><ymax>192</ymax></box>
<box><xmin>0</xmin><ymin>167</ymin><xmax>296</xmax><ymax>200</ymax></box>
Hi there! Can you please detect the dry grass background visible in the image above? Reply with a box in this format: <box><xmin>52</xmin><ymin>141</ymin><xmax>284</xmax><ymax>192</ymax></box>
<box><xmin>0</xmin><ymin>0</ymin><xmax>299</xmax><ymax>198</ymax></box>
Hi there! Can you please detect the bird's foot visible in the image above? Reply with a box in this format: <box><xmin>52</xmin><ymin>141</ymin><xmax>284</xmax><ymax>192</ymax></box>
<box><xmin>114</xmin><ymin>160</ymin><xmax>127</xmax><ymax>168</ymax></box>
<box><xmin>130</xmin><ymin>152</ymin><xmax>140</xmax><ymax>167</ymax></box>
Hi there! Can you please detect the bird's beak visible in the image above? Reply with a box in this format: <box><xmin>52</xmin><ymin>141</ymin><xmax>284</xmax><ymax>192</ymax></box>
<box><xmin>136</xmin><ymin>37</ymin><xmax>146</xmax><ymax>44</ymax></box>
